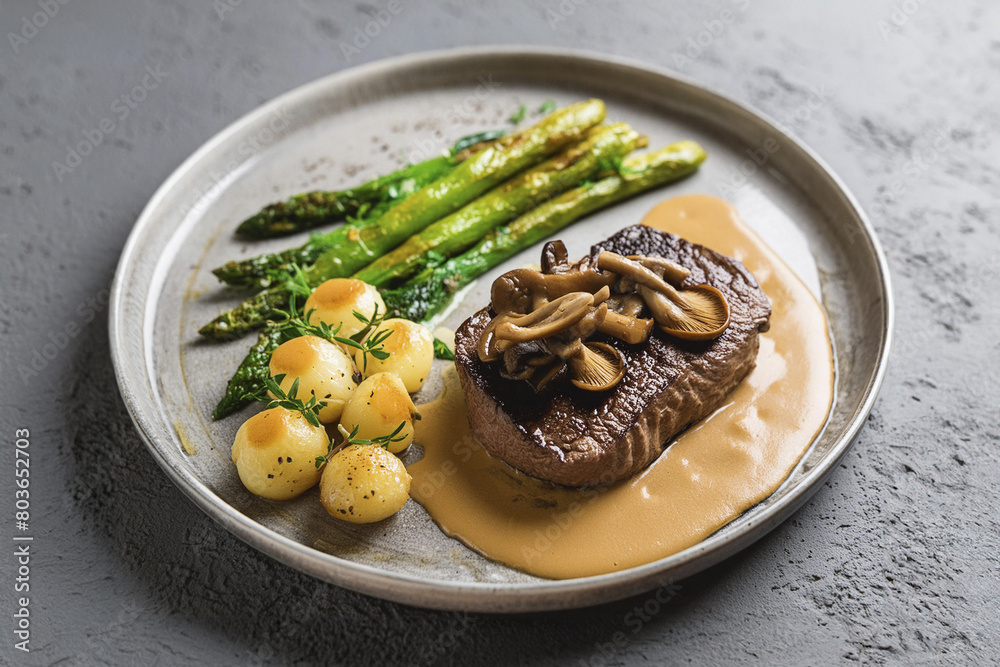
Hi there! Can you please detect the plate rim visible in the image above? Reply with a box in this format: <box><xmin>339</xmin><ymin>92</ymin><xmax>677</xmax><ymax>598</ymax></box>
<box><xmin>109</xmin><ymin>44</ymin><xmax>894</xmax><ymax>612</ymax></box>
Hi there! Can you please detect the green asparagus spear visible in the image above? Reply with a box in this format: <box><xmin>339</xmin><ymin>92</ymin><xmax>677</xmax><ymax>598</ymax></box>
<box><xmin>352</xmin><ymin>122</ymin><xmax>640</xmax><ymax>288</ymax></box>
<box><xmin>233</xmin><ymin>129</ymin><xmax>506</xmax><ymax>240</ymax></box>
<box><xmin>211</xmin><ymin>326</ymin><xmax>286</xmax><ymax>419</ymax></box>
<box><xmin>449</xmin><ymin>129</ymin><xmax>506</xmax><ymax>155</ymax></box>
<box><xmin>199</xmin><ymin>100</ymin><xmax>606</xmax><ymax>340</ymax></box>
<box><xmin>234</xmin><ymin>159</ymin><xmax>451</xmax><ymax>240</ymax></box>
<box><xmin>213</xmin><ymin>198</ymin><xmax>397</xmax><ymax>289</ymax></box>
<box><xmin>216</xmin><ymin>131</ymin><xmax>511</xmax><ymax>286</ymax></box>
<box><xmin>381</xmin><ymin>140</ymin><xmax>707</xmax><ymax>323</ymax></box>
<box><xmin>303</xmin><ymin>100</ymin><xmax>606</xmax><ymax>282</ymax></box>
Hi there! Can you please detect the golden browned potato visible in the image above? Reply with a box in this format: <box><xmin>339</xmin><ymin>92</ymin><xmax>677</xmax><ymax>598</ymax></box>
<box><xmin>319</xmin><ymin>444</ymin><xmax>411</xmax><ymax>523</ymax></box>
<box><xmin>269</xmin><ymin>335</ymin><xmax>356</xmax><ymax>423</ymax></box>
<box><xmin>231</xmin><ymin>407</ymin><xmax>329</xmax><ymax>500</ymax></box>
<box><xmin>304</xmin><ymin>278</ymin><xmax>385</xmax><ymax>340</ymax></box>
<box><xmin>339</xmin><ymin>373</ymin><xmax>418</xmax><ymax>454</ymax></box>
<box><xmin>354</xmin><ymin>318</ymin><xmax>434</xmax><ymax>392</ymax></box>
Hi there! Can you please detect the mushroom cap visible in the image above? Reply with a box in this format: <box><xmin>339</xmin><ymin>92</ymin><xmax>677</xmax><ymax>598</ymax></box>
<box><xmin>569</xmin><ymin>342</ymin><xmax>625</xmax><ymax>392</ymax></box>
<box><xmin>638</xmin><ymin>284</ymin><xmax>731</xmax><ymax>341</ymax></box>
<box><xmin>541</xmin><ymin>240</ymin><xmax>570</xmax><ymax>274</ymax></box>
<box><xmin>494</xmin><ymin>291</ymin><xmax>595</xmax><ymax>344</ymax></box>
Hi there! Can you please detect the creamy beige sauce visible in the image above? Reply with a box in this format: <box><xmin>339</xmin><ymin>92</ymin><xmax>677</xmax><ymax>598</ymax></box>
<box><xmin>408</xmin><ymin>194</ymin><xmax>834</xmax><ymax>580</ymax></box>
<box><xmin>174</xmin><ymin>421</ymin><xmax>197</xmax><ymax>456</ymax></box>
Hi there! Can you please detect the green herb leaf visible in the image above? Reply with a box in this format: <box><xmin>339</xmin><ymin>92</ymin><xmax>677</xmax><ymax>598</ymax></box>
<box><xmin>283</xmin><ymin>263</ymin><xmax>313</xmax><ymax>297</ymax></box>
<box><xmin>508</xmin><ymin>104</ymin><xmax>527</xmax><ymax>125</ymax></box>
<box><xmin>336</xmin><ymin>421</ymin><xmax>409</xmax><ymax>450</ymax></box>
<box><xmin>537</xmin><ymin>99</ymin><xmax>556</xmax><ymax>115</ymax></box>
<box><xmin>246</xmin><ymin>371</ymin><xmax>327</xmax><ymax>429</ymax></box>
<box><xmin>433</xmin><ymin>337</ymin><xmax>455</xmax><ymax>360</ymax></box>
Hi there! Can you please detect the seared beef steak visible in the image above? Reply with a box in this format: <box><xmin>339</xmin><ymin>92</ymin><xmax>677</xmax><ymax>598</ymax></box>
<box><xmin>454</xmin><ymin>224</ymin><xmax>772</xmax><ymax>487</ymax></box>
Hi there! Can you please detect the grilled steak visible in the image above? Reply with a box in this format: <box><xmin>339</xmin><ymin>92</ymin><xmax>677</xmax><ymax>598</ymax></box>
<box><xmin>454</xmin><ymin>224</ymin><xmax>772</xmax><ymax>487</ymax></box>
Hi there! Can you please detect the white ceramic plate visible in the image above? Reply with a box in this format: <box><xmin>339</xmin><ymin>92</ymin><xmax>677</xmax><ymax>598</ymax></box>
<box><xmin>110</xmin><ymin>47</ymin><xmax>892</xmax><ymax>612</ymax></box>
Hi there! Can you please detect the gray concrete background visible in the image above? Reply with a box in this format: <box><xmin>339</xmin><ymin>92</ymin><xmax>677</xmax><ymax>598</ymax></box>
<box><xmin>0</xmin><ymin>1</ymin><xmax>997</xmax><ymax>664</ymax></box>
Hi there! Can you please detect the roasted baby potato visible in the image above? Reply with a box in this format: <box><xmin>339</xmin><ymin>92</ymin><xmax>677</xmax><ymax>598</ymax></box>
<box><xmin>355</xmin><ymin>318</ymin><xmax>434</xmax><ymax>392</ymax></box>
<box><xmin>339</xmin><ymin>372</ymin><xmax>418</xmax><ymax>454</ymax></box>
<box><xmin>319</xmin><ymin>444</ymin><xmax>411</xmax><ymax>523</ymax></box>
<box><xmin>231</xmin><ymin>407</ymin><xmax>329</xmax><ymax>500</ymax></box>
<box><xmin>304</xmin><ymin>278</ymin><xmax>386</xmax><ymax>341</ymax></box>
<box><xmin>269</xmin><ymin>335</ymin><xmax>356</xmax><ymax>423</ymax></box>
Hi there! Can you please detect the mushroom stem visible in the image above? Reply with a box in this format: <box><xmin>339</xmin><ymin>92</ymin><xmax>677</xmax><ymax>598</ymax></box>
<box><xmin>597</xmin><ymin>251</ymin><xmax>678</xmax><ymax>295</ymax></box>
<box><xmin>607</xmin><ymin>293</ymin><xmax>646</xmax><ymax>318</ymax></box>
<box><xmin>627</xmin><ymin>255</ymin><xmax>690</xmax><ymax>285</ymax></box>
<box><xmin>495</xmin><ymin>291</ymin><xmax>594</xmax><ymax>343</ymax></box>
<box><xmin>598</xmin><ymin>311</ymin><xmax>653</xmax><ymax>345</ymax></box>
<box><xmin>528</xmin><ymin>358</ymin><xmax>567</xmax><ymax>391</ymax></box>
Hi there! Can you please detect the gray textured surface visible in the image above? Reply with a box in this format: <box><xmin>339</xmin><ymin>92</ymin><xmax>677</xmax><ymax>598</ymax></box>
<box><xmin>0</xmin><ymin>0</ymin><xmax>996</xmax><ymax>664</ymax></box>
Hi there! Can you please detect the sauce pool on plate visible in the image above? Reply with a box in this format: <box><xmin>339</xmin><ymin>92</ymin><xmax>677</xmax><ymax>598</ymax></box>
<box><xmin>408</xmin><ymin>194</ymin><xmax>834</xmax><ymax>580</ymax></box>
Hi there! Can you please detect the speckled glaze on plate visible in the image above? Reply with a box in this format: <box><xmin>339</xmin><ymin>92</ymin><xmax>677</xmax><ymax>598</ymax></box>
<box><xmin>109</xmin><ymin>47</ymin><xmax>892</xmax><ymax>612</ymax></box>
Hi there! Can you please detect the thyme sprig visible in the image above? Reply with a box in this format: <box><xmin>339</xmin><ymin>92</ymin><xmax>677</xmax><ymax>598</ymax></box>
<box><xmin>508</xmin><ymin>104</ymin><xmax>527</xmax><ymax>125</ymax></box>
<box><xmin>314</xmin><ymin>421</ymin><xmax>408</xmax><ymax>468</ymax></box>
<box><xmin>243</xmin><ymin>373</ymin><xmax>326</xmax><ymax>427</ymax></box>
<box><xmin>283</xmin><ymin>263</ymin><xmax>313</xmax><ymax>300</ymax></box>
<box><xmin>433</xmin><ymin>337</ymin><xmax>455</xmax><ymax>361</ymax></box>
<box><xmin>345</xmin><ymin>304</ymin><xmax>392</xmax><ymax>373</ymax></box>
<box><xmin>268</xmin><ymin>272</ymin><xmax>395</xmax><ymax>373</ymax></box>
<box><xmin>277</xmin><ymin>306</ymin><xmax>344</xmax><ymax>343</ymax></box>
<box><xmin>340</xmin><ymin>421</ymin><xmax>408</xmax><ymax>448</ymax></box>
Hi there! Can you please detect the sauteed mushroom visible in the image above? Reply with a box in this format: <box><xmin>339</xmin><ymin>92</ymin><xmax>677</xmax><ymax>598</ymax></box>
<box><xmin>626</xmin><ymin>255</ymin><xmax>690</xmax><ymax>285</ymax></box>
<box><xmin>478</xmin><ymin>240</ymin><xmax>730</xmax><ymax>393</ymax></box>
<box><xmin>568</xmin><ymin>342</ymin><xmax>625</xmax><ymax>391</ymax></box>
<box><xmin>597</xmin><ymin>251</ymin><xmax>730</xmax><ymax>340</ymax></box>
<box><xmin>501</xmin><ymin>340</ymin><xmax>551</xmax><ymax>379</ymax></box>
<box><xmin>527</xmin><ymin>358</ymin><xmax>568</xmax><ymax>391</ymax></box>
<box><xmin>491</xmin><ymin>266</ymin><xmax>615</xmax><ymax>315</ymax></box>
<box><xmin>637</xmin><ymin>284</ymin><xmax>731</xmax><ymax>341</ymax></box>
<box><xmin>494</xmin><ymin>291</ymin><xmax>596</xmax><ymax>343</ymax></box>
<box><xmin>606</xmin><ymin>293</ymin><xmax>646</xmax><ymax>318</ymax></box>
<box><xmin>540</xmin><ymin>240</ymin><xmax>571</xmax><ymax>274</ymax></box>
<box><xmin>598</xmin><ymin>311</ymin><xmax>653</xmax><ymax>345</ymax></box>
